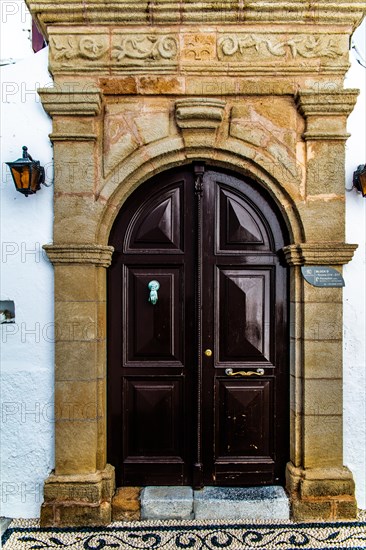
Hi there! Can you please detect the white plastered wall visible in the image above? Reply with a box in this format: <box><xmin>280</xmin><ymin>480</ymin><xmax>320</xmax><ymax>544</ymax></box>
<box><xmin>0</xmin><ymin>3</ymin><xmax>54</xmax><ymax>518</ymax></box>
<box><xmin>344</xmin><ymin>17</ymin><xmax>366</xmax><ymax>510</ymax></box>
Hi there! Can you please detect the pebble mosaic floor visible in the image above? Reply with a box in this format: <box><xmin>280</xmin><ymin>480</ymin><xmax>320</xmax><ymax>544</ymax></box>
<box><xmin>2</xmin><ymin>515</ymin><xmax>366</xmax><ymax>550</ymax></box>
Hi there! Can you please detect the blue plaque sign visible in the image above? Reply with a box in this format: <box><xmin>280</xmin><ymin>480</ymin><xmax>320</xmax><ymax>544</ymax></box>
<box><xmin>301</xmin><ymin>266</ymin><xmax>344</xmax><ymax>287</ymax></box>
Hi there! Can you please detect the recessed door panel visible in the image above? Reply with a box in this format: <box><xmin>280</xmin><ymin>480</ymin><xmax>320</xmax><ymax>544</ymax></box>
<box><xmin>216</xmin><ymin>379</ymin><xmax>272</xmax><ymax>458</ymax></box>
<box><xmin>217</xmin><ymin>187</ymin><xmax>271</xmax><ymax>253</ymax></box>
<box><xmin>125</xmin><ymin>185</ymin><xmax>184</xmax><ymax>253</ymax></box>
<box><xmin>218</xmin><ymin>269</ymin><xmax>271</xmax><ymax>363</ymax></box>
<box><xmin>123</xmin><ymin>379</ymin><xmax>183</xmax><ymax>458</ymax></box>
<box><xmin>125</xmin><ymin>267</ymin><xmax>183</xmax><ymax>364</ymax></box>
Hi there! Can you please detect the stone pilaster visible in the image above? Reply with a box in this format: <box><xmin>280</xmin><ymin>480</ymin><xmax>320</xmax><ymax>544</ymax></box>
<box><xmin>40</xmin><ymin>244</ymin><xmax>115</xmax><ymax>527</ymax></box>
<box><xmin>284</xmin><ymin>242</ymin><xmax>358</xmax><ymax>520</ymax></box>
<box><xmin>295</xmin><ymin>91</ymin><xmax>359</xmax><ymax>243</ymax></box>
<box><xmin>38</xmin><ymin>87</ymin><xmax>103</xmax><ymax>244</ymax></box>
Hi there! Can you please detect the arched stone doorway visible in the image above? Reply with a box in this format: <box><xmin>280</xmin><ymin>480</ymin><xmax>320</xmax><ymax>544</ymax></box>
<box><xmin>29</xmin><ymin>0</ymin><xmax>364</xmax><ymax>526</ymax></box>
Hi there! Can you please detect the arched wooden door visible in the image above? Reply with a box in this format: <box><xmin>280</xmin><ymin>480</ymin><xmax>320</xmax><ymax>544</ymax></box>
<box><xmin>108</xmin><ymin>165</ymin><xmax>289</xmax><ymax>488</ymax></box>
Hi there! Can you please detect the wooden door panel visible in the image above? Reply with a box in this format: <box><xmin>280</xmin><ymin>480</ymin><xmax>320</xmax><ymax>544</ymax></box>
<box><xmin>125</xmin><ymin>266</ymin><xmax>183</xmax><ymax>364</ymax></box>
<box><xmin>109</xmin><ymin>171</ymin><xmax>195</xmax><ymax>486</ymax></box>
<box><xmin>217</xmin><ymin>268</ymin><xmax>271</xmax><ymax>363</ymax></box>
<box><xmin>123</xmin><ymin>378</ymin><xmax>183</xmax><ymax>458</ymax></box>
<box><xmin>215</xmin><ymin>379</ymin><xmax>272</xmax><ymax>459</ymax></box>
<box><xmin>123</xmin><ymin>462</ymin><xmax>186</xmax><ymax>486</ymax></box>
<box><xmin>202</xmin><ymin>169</ymin><xmax>288</xmax><ymax>486</ymax></box>
<box><xmin>213</xmin><ymin>461</ymin><xmax>275</xmax><ymax>485</ymax></box>
<box><xmin>125</xmin><ymin>185</ymin><xmax>184</xmax><ymax>253</ymax></box>
<box><xmin>217</xmin><ymin>187</ymin><xmax>271</xmax><ymax>253</ymax></box>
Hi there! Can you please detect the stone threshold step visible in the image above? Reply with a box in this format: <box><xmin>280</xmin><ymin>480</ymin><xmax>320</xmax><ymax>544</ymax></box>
<box><xmin>141</xmin><ymin>486</ymin><xmax>290</xmax><ymax>520</ymax></box>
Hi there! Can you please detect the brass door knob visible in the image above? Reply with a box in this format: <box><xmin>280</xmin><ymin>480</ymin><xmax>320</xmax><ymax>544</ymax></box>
<box><xmin>204</xmin><ymin>349</ymin><xmax>213</xmax><ymax>357</ymax></box>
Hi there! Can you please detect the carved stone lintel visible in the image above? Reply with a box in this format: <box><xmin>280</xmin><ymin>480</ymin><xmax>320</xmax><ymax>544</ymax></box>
<box><xmin>175</xmin><ymin>98</ymin><xmax>226</xmax><ymax>130</ymax></box>
<box><xmin>282</xmin><ymin>243</ymin><xmax>358</xmax><ymax>266</ymax></box>
<box><xmin>43</xmin><ymin>244</ymin><xmax>114</xmax><ymax>267</ymax></box>
<box><xmin>38</xmin><ymin>88</ymin><xmax>102</xmax><ymax>117</ymax></box>
<box><xmin>47</xmin><ymin>31</ymin><xmax>351</xmax><ymax>76</ymax></box>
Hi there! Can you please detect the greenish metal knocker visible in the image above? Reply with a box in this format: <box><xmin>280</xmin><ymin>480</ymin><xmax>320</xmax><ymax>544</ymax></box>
<box><xmin>148</xmin><ymin>280</ymin><xmax>160</xmax><ymax>305</ymax></box>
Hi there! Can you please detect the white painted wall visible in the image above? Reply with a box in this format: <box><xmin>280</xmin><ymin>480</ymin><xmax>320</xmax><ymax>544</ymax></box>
<box><xmin>0</xmin><ymin>3</ymin><xmax>365</xmax><ymax>518</ymax></box>
<box><xmin>0</xmin><ymin>0</ymin><xmax>33</xmax><ymax>65</ymax></box>
<box><xmin>344</xmin><ymin>17</ymin><xmax>366</xmax><ymax>510</ymax></box>
<box><xmin>0</xmin><ymin>3</ymin><xmax>54</xmax><ymax>518</ymax></box>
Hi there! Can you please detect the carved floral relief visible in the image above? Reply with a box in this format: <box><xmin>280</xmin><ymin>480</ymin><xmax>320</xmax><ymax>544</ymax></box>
<box><xmin>112</xmin><ymin>35</ymin><xmax>178</xmax><ymax>63</ymax></box>
<box><xmin>218</xmin><ymin>34</ymin><xmax>345</xmax><ymax>60</ymax></box>
<box><xmin>49</xmin><ymin>29</ymin><xmax>347</xmax><ymax>74</ymax></box>
<box><xmin>51</xmin><ymin>36</ymin><xmax>108</xmax><ymax>61</ymax></box>
<box><xmin>50</xmin><ymin>32</ymin><xmax>179</xmax><ymax>71</ymax></box>
<box><xmin>182</xmin><ymin>34</ymin><xmax>216</xmax><ymax>61</ymax></box>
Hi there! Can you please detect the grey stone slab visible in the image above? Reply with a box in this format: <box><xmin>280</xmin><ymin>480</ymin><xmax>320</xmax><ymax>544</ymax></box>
<box><xmin>0</xmin><ymin>518</ymin><xmax>12</xmax><ymax>537</ymax></box>
<box><xmin>141</xmin><ymin>486</ymin><xmax>194</xmax><ymax>520</ymax></box>
<box><xmin>194</xmin><ymin>486</ymin><xmax>290</xmax><ymax>520</ymax></box>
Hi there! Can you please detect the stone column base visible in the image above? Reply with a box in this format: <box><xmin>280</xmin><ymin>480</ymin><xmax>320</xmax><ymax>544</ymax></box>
<box><xmin>286</xmin><ymin>462</ymin><xmax>357</xmax><ymax>521</ymax></box>
<box><xmin>40</xmin><ymin>464</ymin><xmax>115</xmax><ymax>527</ymax></box>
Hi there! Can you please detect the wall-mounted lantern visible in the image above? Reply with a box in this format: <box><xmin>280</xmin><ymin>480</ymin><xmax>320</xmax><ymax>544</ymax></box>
<box><xmin>353</xmin><ymin>164</ymin><xmax>366</xmax><ymax>197</ymax></box>
<box><xmin>6</xmin><ymin>146</ymin><xmax>45</xmax><ymax>197</ymax></box>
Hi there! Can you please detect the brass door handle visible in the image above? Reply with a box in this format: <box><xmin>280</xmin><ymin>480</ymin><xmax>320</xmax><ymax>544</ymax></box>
<box><xmin>225</xmin><ymin>368</ymin><xmax>265</xmax><ymax>377</ymax></box>
<box><xmin>204</xmin><ymin>349</ymin><xmax>213</xmax><ymax>357</ymax></box>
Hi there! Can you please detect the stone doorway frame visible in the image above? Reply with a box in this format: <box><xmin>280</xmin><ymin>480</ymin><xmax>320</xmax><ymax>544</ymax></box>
<box><xmin>26</xmin><ymin>0</ymin><xmax>365</xmax><ymax>526</ymax></box>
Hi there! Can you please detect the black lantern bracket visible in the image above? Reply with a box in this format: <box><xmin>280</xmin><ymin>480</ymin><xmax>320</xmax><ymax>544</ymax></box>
<box><xmin>352</xmin><ymin>164</ymin><xmax>366</xmax><ymax>197</ymax></box>
<box><xmin>6</xmin><ymin>146</ymin><xmax>46</xmax><ymax>197</ymax></box>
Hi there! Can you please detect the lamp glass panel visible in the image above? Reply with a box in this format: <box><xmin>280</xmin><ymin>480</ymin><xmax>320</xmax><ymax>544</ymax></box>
<box><xmin>30</xmin><ymin>167</ymin><xmax>40</xmax><ymax>192</ymax></box>
<box><xmin>359</xmin><ymin>172</ymin><xmax>366</xmax><ymax>197</ymax></box>
<box><xmin>11</xmin><ymin>166</ymin><xmax>31</xmax><ymax>191</ymax></box>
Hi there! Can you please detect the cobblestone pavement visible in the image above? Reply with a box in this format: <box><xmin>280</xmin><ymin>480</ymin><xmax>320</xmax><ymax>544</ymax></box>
<box><xmin>2</xmin><ymin>513</ymin><xmax>366</xmax><ymax>549</ymax></box>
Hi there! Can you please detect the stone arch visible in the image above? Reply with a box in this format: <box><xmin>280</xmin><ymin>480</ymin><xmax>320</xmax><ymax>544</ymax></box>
<box><xmin>97</xmin><ymin>143</ymin><xmax>305</xmax><ymax>248</ymax></box>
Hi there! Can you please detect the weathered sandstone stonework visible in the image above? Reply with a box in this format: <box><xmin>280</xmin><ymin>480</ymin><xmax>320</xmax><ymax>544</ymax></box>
<box><xmin>26</xmin><ymin>0</ymin><xmax>365</xmax><ymax>525</ymax></box>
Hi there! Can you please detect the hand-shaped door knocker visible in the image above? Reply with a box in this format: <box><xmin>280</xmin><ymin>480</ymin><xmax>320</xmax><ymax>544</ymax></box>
<box><xmin>148</xmin><ymin>280</ymin><xmax>160</xmax><ymax>305</ymax></box>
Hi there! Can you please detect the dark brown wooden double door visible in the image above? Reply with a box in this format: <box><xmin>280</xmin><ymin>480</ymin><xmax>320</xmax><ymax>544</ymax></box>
<box><xmin>108</xmin><ymin>165</ymin><xmax>288</xmax><ymax>487</ymax></box>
